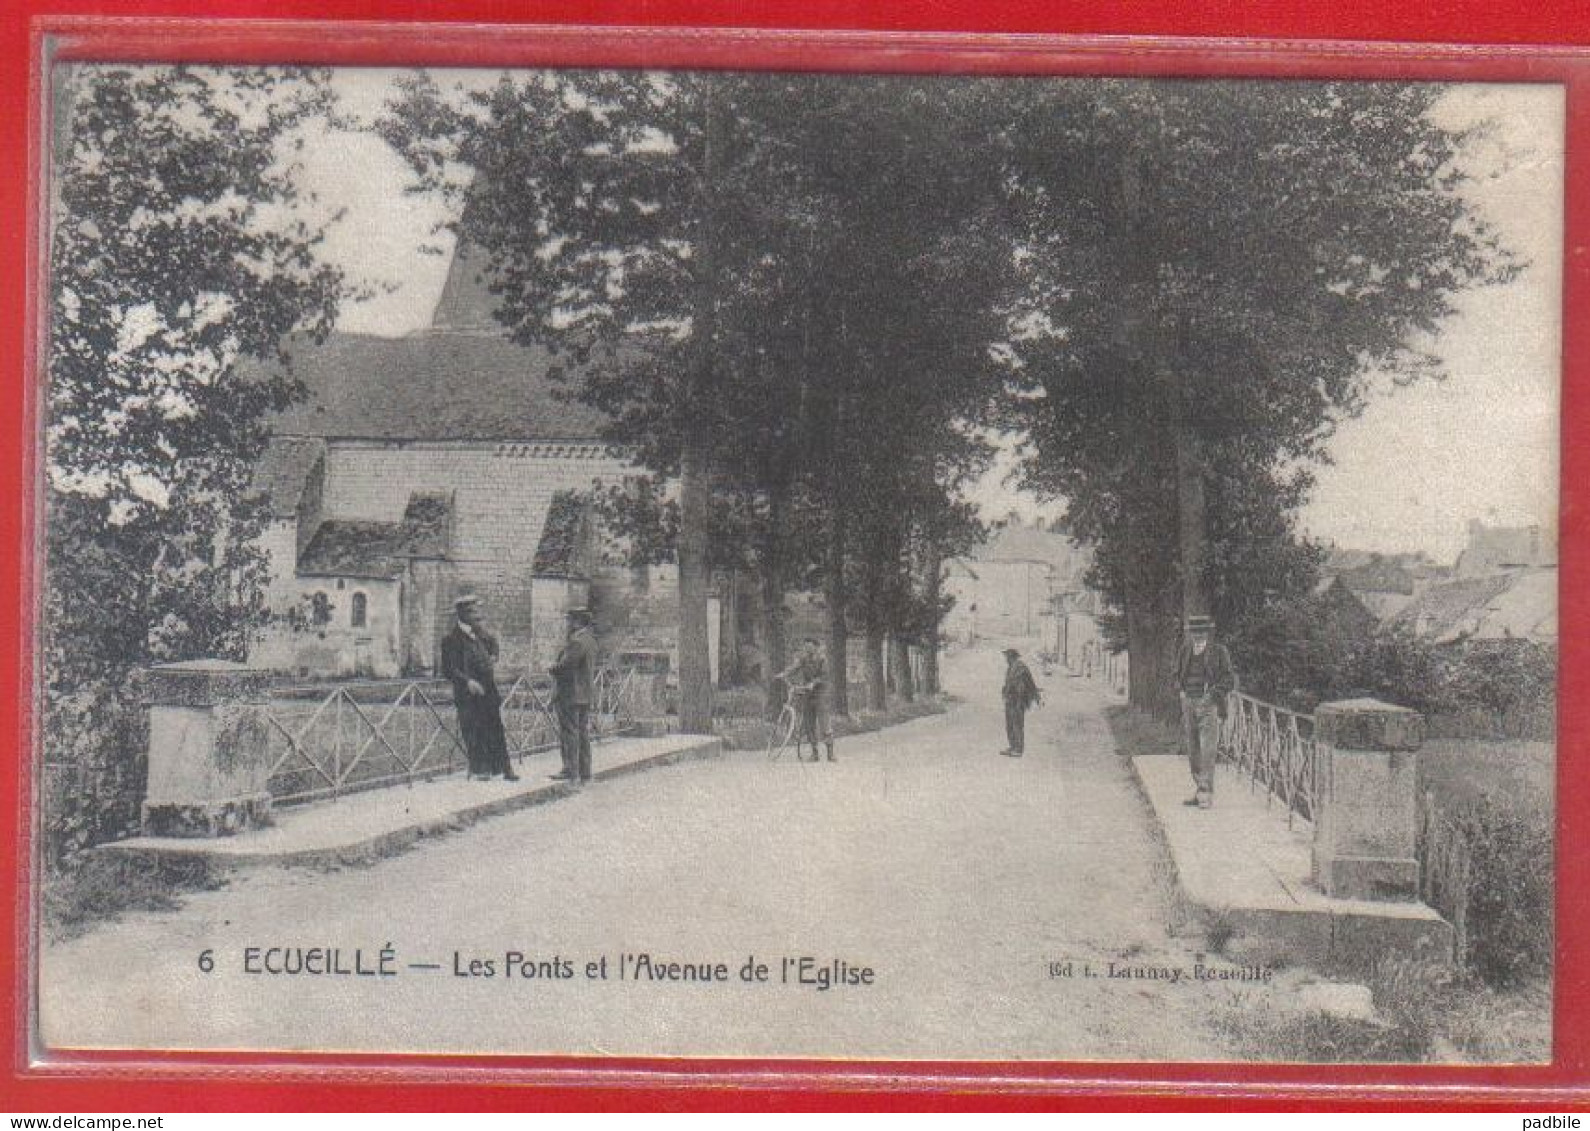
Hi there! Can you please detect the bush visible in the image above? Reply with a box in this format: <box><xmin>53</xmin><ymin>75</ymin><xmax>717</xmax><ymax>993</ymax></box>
<box><xmin>41</xmin><ymin>682</ymin><xmax>148</xmax><ymax>871</ymax></box>
<box><xmin>1454</xmin><ymin>795</ymin><xmax>1554</xmax><ymax>986</ymax></box>
<box><xmin>1233</xmin><ymin>610</ymin><xmax>1556</xmax><ymax>744</ymax></box>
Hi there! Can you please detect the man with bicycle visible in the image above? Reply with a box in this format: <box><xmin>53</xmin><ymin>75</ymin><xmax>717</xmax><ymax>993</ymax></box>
<box><xmin>779</xmin><ymin>637</ymin><xmax>835</xmax><ymax>763</ymax></box>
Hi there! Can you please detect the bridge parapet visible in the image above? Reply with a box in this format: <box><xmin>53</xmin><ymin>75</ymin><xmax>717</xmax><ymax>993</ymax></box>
<box><xmin>137</xmin><ymin>660</ymin><xmax>275</xmax><ymax>837</ymax></box>
<box><xmin>1311</xmin><ymin>698</ymin><xmax>1425</xmax><ymax>903</ymax></box>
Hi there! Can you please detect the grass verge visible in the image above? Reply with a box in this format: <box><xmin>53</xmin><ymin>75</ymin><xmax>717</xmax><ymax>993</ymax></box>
<box><xmin>1211</xmin><ymin>954</ymin><xmax>1551</xmax><ymax>1064</ymax></box>
<box><xmin>42</xmin><ymin>852</ymin><xmax>227</xmax><ymax>944</ymax></box>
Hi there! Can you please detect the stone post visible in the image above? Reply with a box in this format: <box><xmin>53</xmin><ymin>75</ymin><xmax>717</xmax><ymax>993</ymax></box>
<box><xmin>1311</xmin><ymin>698</ymin><xmax>1425</xmax><ymax>902</ymax></box>
<box><xmin>139</xmin><ymin>660</ymin><xmax>275</xmax><ymax>837</ymax></box>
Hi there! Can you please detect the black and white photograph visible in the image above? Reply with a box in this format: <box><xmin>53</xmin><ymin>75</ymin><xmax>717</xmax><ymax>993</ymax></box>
<box><xmin>34</xmin><ymin>62</ymin><xmax>1560</xmax><ymax>1065</ymax></box>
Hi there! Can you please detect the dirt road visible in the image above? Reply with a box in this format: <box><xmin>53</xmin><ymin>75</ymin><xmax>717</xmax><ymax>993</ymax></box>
<box><xmin>42</xmin><ymin>641</ymin><xmax>1278</xmax><ymax>1061</ymax></box>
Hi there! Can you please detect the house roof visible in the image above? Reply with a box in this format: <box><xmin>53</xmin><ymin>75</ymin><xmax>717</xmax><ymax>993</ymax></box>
<box><xmin>251</xmin><ymin>436</ymin><xmax>325</xmax><ymax>519</ymax></box>
<box><xmin>298</xmin><ymin>492</ymin><xmax>455</xmax><ymax>579</ymax></box>
<box><xmin>1389</xmin><ymin>572</ymin><xmax>1518</xmax><ymax>644</ymax></box>
<box><xmin>1335</xmin><ymin>555</ymin><xmax>1415</xmax><ymax>596</ymax></box>
<box><xmin>298</xmin><ymin>520</ymin><xmax>411</xmax><ymax>579</ymax></box>
<box><xmin>1323</xmin><ymin>548</ymin><xmax>1377</xmax><ymax>573</ymax></box>
<box><xmin>261</xmin><ymin>331</ymin><xmax>618</xmax><ymax>443</ymax></box>
<box><xmin>1471</xmin><ymin>568</ymin><xmax>1557</xmax><ymax>642</ymax></box>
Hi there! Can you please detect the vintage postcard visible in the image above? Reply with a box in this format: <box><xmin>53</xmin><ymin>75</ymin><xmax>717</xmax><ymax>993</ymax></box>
<box><xmin>33</xmin><ymin>60</ymin><xmax>1560</xmax><ymax>1066</ymax></box>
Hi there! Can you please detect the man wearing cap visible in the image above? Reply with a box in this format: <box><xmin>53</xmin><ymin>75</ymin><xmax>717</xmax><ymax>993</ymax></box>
<box><xmin>1176</xmin><ymin>614</ymin><xmax>1237</xmax><ymax>809</ymax></box>
<box><xmin>778</xmin><ymin>636</ymin><xmax>835</xmax><ymax>763</ymax></box>
<box><xmin>549</xmin><ymin>607</ymin><xmax>597</xmax><ymax>784</ymax></box>
<box><xmin>440</xmin><ymin>595</ymin><xmax>517</xmax><ymax>782</ymax></box>
<box><xmin>1000</xmin><ymin>647</ymin><xmax>1042</xmax><ymax>757</ymax></box>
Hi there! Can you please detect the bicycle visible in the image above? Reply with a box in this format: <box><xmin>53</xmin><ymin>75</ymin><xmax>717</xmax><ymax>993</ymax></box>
<box><xmin>765</xmin><ymin>680</ymin><xmax>811</xmax><ymax>762</ymax></box>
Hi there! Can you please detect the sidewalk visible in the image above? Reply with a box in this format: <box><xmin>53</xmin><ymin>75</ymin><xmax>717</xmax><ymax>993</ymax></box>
<box><xmin>99</xmin><ymin>732</ymin><xmax>723</xmax><ymax>870</ymax></box>
<box><xmin>1131</xmin><ymin>755</ymin><xmax>1452</xmax><ymax>975</ymax></box>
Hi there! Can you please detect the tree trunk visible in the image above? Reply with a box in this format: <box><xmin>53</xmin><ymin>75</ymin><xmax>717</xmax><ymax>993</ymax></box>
<box><xmin>823</xmin><ymin>462</ymin><xmax>850</xmax><ymax>719</ymax></box>
<box><xmin>676</xmin><ymin>85</ymin><xmax>722</xmax><ymax>735</ymax></box>
<box><xmin>890</xmin><ymin>635</ymin><xmax>915</xmax><ymax>702</ymax></box>
<box><xmin>757</xmin><ymin>509</ymin><xmax>788</xmax><ymax>715</ymax></box>
<box><xmin>1125</xmin><ymin>571</ymin><xmax>1181</xmax><ymax>724</ymax></box>
<box><xmin>824</xmin><ymin>587</ymin><xmax>849</xmax><ymax>719</ymax></box>
<box><xmin>1158</xmin><ymin>345</ymin><xmax>1212</xmax><ymax>623</ymax></box>
<box><xmin>677</xmin><ymin>433</ymin><xmax>714</xmax><ymax>733</ymax></box>
<box><xmin>862</xmin><ymin>627</ymin><xmax>886</xmax><ymax>712</ymax></box>
<box><xmin>920</xmin><ymin>550</ymin><xmax>942</xmax><ymax>695</ymax></box>
<box><xmin>716</xmin><ymin>569</ymin><xmax>741</xmax><ymax>687</ymax></box>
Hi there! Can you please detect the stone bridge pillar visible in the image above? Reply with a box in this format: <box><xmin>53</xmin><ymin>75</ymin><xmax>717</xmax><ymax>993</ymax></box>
<box><xmin>139</xmin><ymin>660</ymin><xmax>275</xmax><ymax>837</ymax></box>
<box><xmin>1311</xmin><ymin>698</ymin><xmax>1425</xmax><ymax>902</ymax></box>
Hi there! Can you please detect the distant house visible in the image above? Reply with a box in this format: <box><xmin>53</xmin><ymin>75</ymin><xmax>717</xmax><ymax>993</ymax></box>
<box><xmin>1315</xmin><ymin>576</ymin><xmax>1382</xmax><ymax>641</ymax></box>
<box><xmin>1454</xmin><ymin>519</ymin><xmax>1557</xmax><ymax>578</ymax></box>
<box><xmin>1389</xmin><ymin>568</ymin><xmax>1557</xmax><ymax>645</ymax></box>
<box><xmin>944</xmin><ymin>517</ymin><xmax>1095</xmax><ymax>643</ymax></box>
<box><xmin>1317</xmin><ymin>549</ymin><xmax>1447</xmax><ymax>623</ymax></box>
<box><xmin>941</xmin><ymin>559</ymin><xmax>980</xmax><ymax>646</ymax></box>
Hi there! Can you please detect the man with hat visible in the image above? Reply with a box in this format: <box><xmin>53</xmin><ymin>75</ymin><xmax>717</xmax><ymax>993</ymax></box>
<box><xmin>440</xmin><ymin>594</ymin><xmax>517</xmax><ymax>782</ymax></box>
<box><xmin>777</xmin><ymin>636</ymin><xmax>835</xmax><ymax>763</ymax></box>
<box><xmin>549</xmin><ymin>605</ymin><xmax>597</xmax><ymax>785</ymax></box>
<box><xmin>1000</xmin><ymin>647</ymin><xmax>1042</xmax><ymax>757</ymax></box>
<box><xmin>1175</xmin><ymin>614</ymin><xmax>1237</xmax><ymax>809</ymax></box>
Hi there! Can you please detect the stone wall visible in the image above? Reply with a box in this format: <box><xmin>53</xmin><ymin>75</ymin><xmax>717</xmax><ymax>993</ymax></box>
<box><xmin>258</xmin><ymin>519</ymin><xmax>301</xmax><ymax>611</ymax></box>
<box><xmin>316</xmin><ymin>439</ymin><xmax>632</xmax><ymax>671</ymax></box>
<box><xmin>251</xmin><ymin>575</ymin><xmax>403</xmax><ymax>678</ymax></box>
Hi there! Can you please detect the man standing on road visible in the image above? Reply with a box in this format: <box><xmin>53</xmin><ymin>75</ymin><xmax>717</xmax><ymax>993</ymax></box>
<box><xmin>550</xmin><ymin>606</ymin><xmax>597</xmax><ymax>785</ymax></box>
<box><xmin>1176</xmin><ymin>614</ymin><xmax>1237</xmax><ymax>809</ymax></box>
<box><xmin>440</xmin><ymin>594</ymin><xmax>517</xmax><ymax>782</ymax></box>
<box><xmin>1000</xmin><ymin>647</ymin><xmax>1042</xmax><ymax>757</ymax></box>
<box><xmin>779</xmin><ymin>636</ymin><xmax>835</xmax><ymax>763</ymax></box>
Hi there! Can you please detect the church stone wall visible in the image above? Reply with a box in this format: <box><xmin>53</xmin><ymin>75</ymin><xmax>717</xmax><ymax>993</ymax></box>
<box><xmin>315</xmin><ymin>439</ymin><xmax>631</xmax><ymax>674</ymax></box>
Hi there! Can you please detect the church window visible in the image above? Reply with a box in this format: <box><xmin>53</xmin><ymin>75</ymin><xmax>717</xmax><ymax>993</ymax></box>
<box><xmin>351</xmin><ymin>591</ymin><xmax>368</xmax><ymax>629</ymax></box>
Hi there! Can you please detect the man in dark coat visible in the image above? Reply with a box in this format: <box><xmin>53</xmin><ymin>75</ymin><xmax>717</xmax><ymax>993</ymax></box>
<box><xmin>549</xmin><ymin>606</ymin><xmax>597</xmax><ymax>785</ymax></box>
<box><xmin>440</xmin><ymin>594</ymin><xmax>517</xmax><ymax>782</ymax></box>
<box><xmin>778</xmin><ymin>637</ymin><xmax>835</xmax><ymax>763</ymax></box>
<box><xmin>1000</xmin><ymin>647</ymin><xmax>1043</xmax><ymax>757</ymax></box>
<box><xmin>1175</xmin><ymin>614</ymin><xmax>1237</xmax><ymax>809</ymax></box>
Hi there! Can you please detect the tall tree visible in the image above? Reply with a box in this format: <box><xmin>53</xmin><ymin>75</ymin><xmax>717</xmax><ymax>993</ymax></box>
<box><xmin>1006</xmin><ymin>80</ymin><xmax>1517</xmax><ymax>716</ymax></box>
<box><xmin>381</xmin><ymin>71</ymin><xmax>852</xmax><ymax>732</ymax></box>
<box><xmin>789</xmin><ymin>77</ymin><xmax>1013</xmax><ymax>710</ymax></box>
<box><xmin>45</xmin><ymin>65</ymin><xmax>346</xmax><ymax>856</ymax></box>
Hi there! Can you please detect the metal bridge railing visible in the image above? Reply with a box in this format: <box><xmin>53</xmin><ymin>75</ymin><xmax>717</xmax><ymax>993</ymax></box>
<box><xmin>264</xmin><ymin>666</ymin><xmax>645</xmax><ymax>806</ymax></box>
<box><xmin>1218</xmin><ymin>691</ymin><xmax>1320</xmax><ymax>827</ymax></box>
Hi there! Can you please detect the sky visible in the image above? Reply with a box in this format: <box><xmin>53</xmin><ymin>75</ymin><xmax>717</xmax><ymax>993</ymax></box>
<box><xmin>299</xmin><ymin>71</ymin><xmax>1564</xmax><ymax>565</ymax></box>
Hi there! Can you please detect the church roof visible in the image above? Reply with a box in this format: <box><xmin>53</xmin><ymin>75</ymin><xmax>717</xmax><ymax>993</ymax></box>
<box><xmin>265</xmin><ymin>331</ymin><xmax>615</xmax><ymax>443</ymax></box>
<box><xmin>252</xmin><ymin>436</ymin><xmax>325</xmax><ymax>519</ymax></box>
<box><xmin>400</xmin><ymin>490</ymin><xmax>455</xmax><ymax>558</ymax></box>
<box><xmin>532</xmin><ymin>490</ymin><xmax>589</xmax><ymax>578</ymax></box>
<box><xmin>429</xmin><ymin>240</ymin><xmax>504</xmax><ymax>334</ymax></box>
<box><xmin>298</xmin><ymin>492</ymin><xmax>456</xmax><ymax>578</ymax></box>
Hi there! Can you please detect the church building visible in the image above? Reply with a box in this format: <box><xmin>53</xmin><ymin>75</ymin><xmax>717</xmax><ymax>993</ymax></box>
<box><xmin>248</xmin><ymin>244</ymin><xmax>636</xmax><ymax>679</ymax></box>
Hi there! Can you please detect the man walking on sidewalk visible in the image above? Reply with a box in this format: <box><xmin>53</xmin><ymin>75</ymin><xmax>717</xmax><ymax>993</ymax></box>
<box><xmin>1000</xmin><ymin>647</ymin><xmax>1042</xmax><ymax>757</ymax></box>
<box><xmin>1176</xmin><ymin>614</ymin><xmax>1237</xmax><ymax>809</ymax></box>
